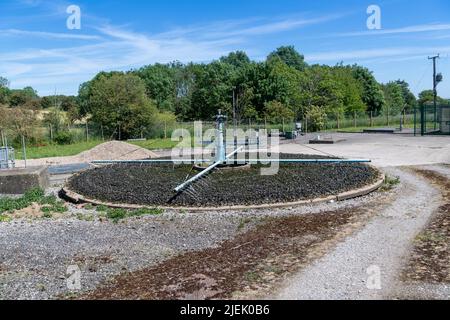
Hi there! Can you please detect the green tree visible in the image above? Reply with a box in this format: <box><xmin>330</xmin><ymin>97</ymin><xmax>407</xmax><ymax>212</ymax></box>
<box><xmin>264</xmin><ymin>101</ymin><xmax>294</xmax><ymax>123</ymax></box>
<box><xmin>418</xmin><ymin>90</ymin><xmax>447</xmax><ymax>107</ymax></box>
<box><xmin>86</xmin><ymin>73</ymin><xmax>157</xmax><ymax>139</ymax></box>
<box><xmin>382</xmin><ymin>82</ymin><xmax>405</xmax><ymax>125</ymax></box>
<box><xmin>306</xmin><ymin>106</ymin><xmax>327</xmax><ymax>132</ymax></box>
<box><xmin>395</xmin><ymin>80</ymin><xmax>417</xmax><ymax>111</ymax></box>
<box><xmin>0</xmin><ymin>76</ymin><xmax>10</xmax><ymax>105</ymax></box>
<box><xmin>352</xmin><ymin>66</ymin><xmax>385</xmax><ymax>115</ymax></box>
<box><xmin>190</xmin><ymin>62</ymin><xmax>234</xmax><ymax>119</ymax></box>
<box><xmin>267</xmin><ymin>46</ymin><xmax>307</xmax><ymax>71</ymax></box>
<box><xmin>220</xmin><ymin>51</ymin><xmax>251</xmax><ymax>68</ymax></box>
<box><xmin>136</xmin><ymin>63</ymin><xmax>178</xmax><ymax>111</ymax></box>
<box><xmin>9</xmin><ymin>87</ymin><xmax>39</xmax><ymax>107</ymax></box>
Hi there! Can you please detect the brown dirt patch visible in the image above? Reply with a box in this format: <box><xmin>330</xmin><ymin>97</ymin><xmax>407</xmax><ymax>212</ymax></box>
<box><xmin>403</xmin><ymin>169</ymin><xmax>450</xmax><ymax>283</ymax></box>
<box><xmin>80</xmin><ymin>207</ymin><xmax>371</xmax><ymax>300</ymax></box>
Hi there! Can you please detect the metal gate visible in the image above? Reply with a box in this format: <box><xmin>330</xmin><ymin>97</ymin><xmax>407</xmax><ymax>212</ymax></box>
<box><xmin>0</xmin><ymin>147</ymin><xmax>15</xmax><ymax>169</ymax></box>
<box><xmin>414</xmin><ymin>105</ymin><xmax>450</xmax><ymax>136</ymax></box>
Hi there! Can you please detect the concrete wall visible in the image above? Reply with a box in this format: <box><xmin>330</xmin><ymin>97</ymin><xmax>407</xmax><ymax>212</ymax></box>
<box><xmin>0</xmin><ymin>166</ymin><xmax>49</xmax><ymax>194</ymax></box>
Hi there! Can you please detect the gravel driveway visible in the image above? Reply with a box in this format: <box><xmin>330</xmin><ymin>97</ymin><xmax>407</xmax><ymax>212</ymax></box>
<box><xmin>273</xmin><ymin>165</ymin><xmax>450</xmax><ymax>300</ymax></box>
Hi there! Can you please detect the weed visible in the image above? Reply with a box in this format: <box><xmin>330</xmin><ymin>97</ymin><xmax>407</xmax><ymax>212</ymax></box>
<box><xmin>96</xmin><ymin>205</ymin><xmax>108</xmax><ymax>212</ymax></box>
<box><xmin>129</xmin><ymin>208</ymin><xmax>163</xmax><ymax>217</ymax></box>
<box><xmin>0</xmin><ymin>188</ymin><xmax>67</xmax><ymax>217</ymax></box>
<box><xmin>238</xmin><ymin>218</ymin><xmax>252</xmax><ymax>231</ymax></box>
<box><xmin>106</xmin><ymin>208</ymin><xmax>128</xmax><ymax>223</ymax></box>
<box><xmin>84</xmin><ymin>204</ymin><xmax>95</xmax><ymax>210</ymax></box>
<box><xmin>42</xmin><ymin>211</ymin><xmax>53</xmax><ymax>219</ymax></box>
<box><xmin>380</xmin><ymin>175</ymin><xmax>400</xmax><ymax>192</ymax></box>
<box><xmin>0</xmin><ymin>215</ymin><xmax>12</xmax><ymax>223</ymax></box>
<box><xmin>106</xmin><ymin>207</ymin><xmax>163</xmax><ymax>223</ymax></box>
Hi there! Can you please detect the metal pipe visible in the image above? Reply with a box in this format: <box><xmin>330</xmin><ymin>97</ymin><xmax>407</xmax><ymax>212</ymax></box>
<box><xmin>174</xmin><ymin>147</ymin><xmax>244</xmax><ymax>193</ymax></box>
<box><xmin>246</xmin><ymin>159</ymin><xmax>371</xmax><ymax>163</ymax></box>
<box><xmin>92</xmin><ymin>158</ymin><xmax>371</xmax><ymax>165</ymax></box>
<box><xmin>91</xmin><ymin>159</ymin><xmax>213</xmax><ymax>164</ymax></box>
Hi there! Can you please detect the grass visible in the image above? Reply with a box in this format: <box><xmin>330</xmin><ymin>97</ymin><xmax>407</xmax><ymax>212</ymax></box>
<box><xmin>0</xmin><ymin>188</ymin><xmax>68</xmax><ymax>216</ymax></box>
<box><xmin>130</xmin><ymin>138</ymin><xmax>179</xmax><ymax>150</ymax></box>
<box><xmin>15</xmin><ymin>140</ymin><xmax>103</xmax><ymax>160</ymax></box>
<box><xmin>106</xmin><ymin>207</ymin><xmax>163</xmax><ymax>223</ymax></box>
<box><xmin>14</xmin><ymin>138</ymin><xmax>181</xmax><ymax>161</ymax></box>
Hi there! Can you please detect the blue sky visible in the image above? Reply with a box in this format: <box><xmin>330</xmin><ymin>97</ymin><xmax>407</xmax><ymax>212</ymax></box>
<box><xmin>1</xmin><ymin>0</ymin><xmax>450</xmax><ymax>98</ymax></box>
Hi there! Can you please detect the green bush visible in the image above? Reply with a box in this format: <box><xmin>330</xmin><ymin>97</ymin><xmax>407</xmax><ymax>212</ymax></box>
<box><xmin>307</xmin><ymin>106</ymin><xmax>327</xmax><ymax>132</ymax></box>
<box><xmin>54</xmin><ymin>131</ymin><xmax>74</xmax><ymax>145</ymax></box>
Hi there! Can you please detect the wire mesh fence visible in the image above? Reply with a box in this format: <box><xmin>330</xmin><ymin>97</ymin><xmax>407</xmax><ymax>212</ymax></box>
<box><xmin>0</xmin><ymin>111</ymin><xmax>423</xmax><ymax>152</ymax></box>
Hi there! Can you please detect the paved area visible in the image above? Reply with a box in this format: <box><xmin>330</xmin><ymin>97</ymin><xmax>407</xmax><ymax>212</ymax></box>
<box><xmin>280</xmin><ymin>133</ymin><xmax>449</xmax><ymax>167</ymax></box>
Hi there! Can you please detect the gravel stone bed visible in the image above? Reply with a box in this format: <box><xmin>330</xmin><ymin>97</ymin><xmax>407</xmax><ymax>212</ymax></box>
<box><xmin>68</xmin><ymin>154</ymin><xmax>379</xmax><ymax>207</ymax></box>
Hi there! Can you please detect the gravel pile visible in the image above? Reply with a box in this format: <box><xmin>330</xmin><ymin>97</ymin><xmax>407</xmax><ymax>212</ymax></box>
<box><xmin>68</xmin><ymin>154</ymin><xmax>379</xmax><ymax>207</ymax></box>
<box><xmin>76</xmin><ymin>141</ymin><xmax>158</xmax><ymax>161</ymax></box>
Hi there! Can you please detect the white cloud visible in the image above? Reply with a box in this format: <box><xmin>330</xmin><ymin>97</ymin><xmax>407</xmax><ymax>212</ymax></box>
<box><xmin>3</xmin><ymin>13</ymin><xmax>340</xmax><ymax>95</ymax></box>
<box><xmin>338</xmin><ymin>23</ymin><xmax>450</xmax><ymax>37</ymax></box>
<box><xmin>1</xmin><ymin>29</ymin><xmax>103</xmax><ymax>40</ymax></box>
<box><xmin>306</xmin><ymin>46</ymin><xmax>450</xmax><ymax>62</ymax></box>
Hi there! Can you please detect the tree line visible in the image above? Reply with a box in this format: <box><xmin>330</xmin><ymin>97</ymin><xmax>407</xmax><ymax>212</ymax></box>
<box><xmin>1</xmin><ymin>46</ymin><xmax>448</xmax><ymax>140</ymax></box>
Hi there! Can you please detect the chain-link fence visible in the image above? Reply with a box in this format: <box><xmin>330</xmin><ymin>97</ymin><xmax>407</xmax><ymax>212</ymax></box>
<box><xmin>414</xmin><ymin>105</ymin><xmax>450</xmax><ymax>136</ymax></box>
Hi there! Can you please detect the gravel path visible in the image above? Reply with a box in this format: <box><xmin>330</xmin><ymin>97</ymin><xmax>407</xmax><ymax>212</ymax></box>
<box><xmin>0</xmin><ymin>183</ymin><xmax>387</xmax><ymax>300</ymax></box>
<box><xmin>273</xmin><ymin>166</ymin><xmax>449</xmax><ymax>300</ymax></box>
<box><xmin>0</xmin><ymin>213</ymin><xmax>247</xmax><ymax>300</ymax></box>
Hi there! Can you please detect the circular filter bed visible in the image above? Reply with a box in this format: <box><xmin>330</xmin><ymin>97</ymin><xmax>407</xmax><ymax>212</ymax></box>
<box><xmin>68</xmin><ymin>155</ymin><xmax>380</xmax><ymax>207</ymax></box>
<box><xmin>67</xmin><ymin>154</ymin><xmax>380</xmax><ymax>208</ymax></box>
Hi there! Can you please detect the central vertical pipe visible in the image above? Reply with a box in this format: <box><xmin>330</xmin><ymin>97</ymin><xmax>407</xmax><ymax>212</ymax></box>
<box><xmin>215</xmin><ymin>110</ymin><xmax>227</xmax><ymax>163</ymax></box>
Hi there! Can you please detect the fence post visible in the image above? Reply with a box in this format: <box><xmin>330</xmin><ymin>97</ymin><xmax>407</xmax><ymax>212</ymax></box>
<box><xmin>353</xmin><ymin>111</ymin><xmax>357</xmax><ymax>128</ymax></box>
<box><xmin>85</xmin><ymin>121</ymin><xmax>89</xmax><ymax>142</ymax></box>
<box><xmin>164</xmin><ymin>121</ymin><xmax>167</xmax><ymax>139</ymax></box>
<box><xmin>370</xmin><ymin>111</ymin><xmax>373</xmax><ymax>127</ymax></box>
<box><xmin>49</xmin><ymin>124</ymin><xmax>53</xmax><ymax>141</ymax></box>
<box><xmin>420</xmin><ymin>106</ymin><xmax>425</xmax><ymax>136</ymax></box>
<box><xmin>21</xmin><ymin>135</ymin><xmax>27</xmax><ymax>168</ymax></box>
<box><xmin>305</xmin><ymin>117</ymin><xmax>308</xmax><ymax>134</ymax></box>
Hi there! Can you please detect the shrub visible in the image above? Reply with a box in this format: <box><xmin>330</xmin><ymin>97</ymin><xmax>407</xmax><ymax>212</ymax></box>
<box><xmin>54</xmin><ymin>131</ymin><xmax>74</xmax><ymax>145</ymax></box>
<box><xmin>307</xmin><ymin>106</ymin><xmax>327</xmax><ymax>132</ymax></box>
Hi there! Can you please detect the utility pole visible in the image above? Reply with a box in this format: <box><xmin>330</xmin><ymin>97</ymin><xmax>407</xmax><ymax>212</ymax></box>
<box><xmin>428</xmin><ymin>54</ymin><xmax>440</xmax><ymax>130</ymax></box>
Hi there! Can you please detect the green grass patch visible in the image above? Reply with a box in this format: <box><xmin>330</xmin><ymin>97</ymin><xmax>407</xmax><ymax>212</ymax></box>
<box><xmin>15</xmin><ymin>140</ymin><xmax>103</xmax><ymax>160</ymax></box>
<box><xmin>106</xmin><ymin>207</ymin><xmax>163</xmax><ymax>223</ymax></box>
<box><xmin>0</xmin><ymin>188</ymin><xmax>67</xmax><ymax>216</ymax></box>
<box><xmin>130</xmin><ymin>138</ymin><xmax>179</xmax><ymax>150</ymax></box>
